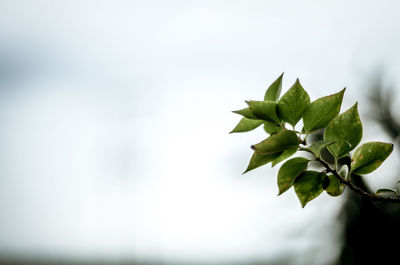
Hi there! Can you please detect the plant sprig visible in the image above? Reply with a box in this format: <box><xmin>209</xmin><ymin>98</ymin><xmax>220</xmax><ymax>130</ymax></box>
<box><xmin>231</xmin><ymin>73</ymin><xmax>399</xmax><ymax>207</ymax></box>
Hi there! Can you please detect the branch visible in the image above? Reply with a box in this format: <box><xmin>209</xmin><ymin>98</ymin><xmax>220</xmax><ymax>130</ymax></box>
<box><xmin>316</xmin><ymin>157</ymin><xmax>400</xmax><ymax>203</ymax></box>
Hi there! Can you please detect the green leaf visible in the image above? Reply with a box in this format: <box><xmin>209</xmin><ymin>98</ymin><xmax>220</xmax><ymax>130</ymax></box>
<box><xmin>263</xmin><ymin>121</ymin><xmax>282</xmax><ymax>135</ymax></box>
<box><xmin>271</xmin><ymin>148</ymin><xmax>297</xmax><ymax>167</ymax></box>
<box><xmin>246</xmin><ymin>101</ymin><xmax>280</xmax><ymax>123</ymax></box>
<box><xmin>264</xmin><ymin>73</ymin><xmax>283</xmax><ymax>101</ymax></box>
<box><xmin>294</xmin><ymin>171</ymin><xmax>324</xmax><ymax>207</ymax></box>
<box><xmin>232</xmin><ymin>107</ymin><xmax>258</xmax><ymax>120</ymax></box>
<box><xmin>302</xmin><ymin>88</ymin><xmax>345</xmax><ymax>132</ymax></box>
<box><xmin>324</xmin><ymin>103</ymin><xmax>363</xmax><ymax>158</ymax></box>
<box><xmin>243</xmin><ymin>151</ymin><xmax>282</xmax><ymax>173</ymax></box>
<box><xmin>302</xmin><ymin>140</ymin><xmax>335</xmax><ymax>157</ymax></box>
<box><xmin>323</xmin><ymin>174</ymin><xmax>345</xmax><ymax>196</ymax></box>
<box><xmin>351</xmin><ymin>142</ymin><xmax>393</xmax><ymax>174</ymax></box>
<box><xmin>230</xmin><ymin>118</ymin><xmax>263</xmax><ymax>133</ymax></box>
<box><xmin>376</xmin><ymin>188</ymin><xmax>400</xmax><ymax>196</ymax></box>
<box><xmin>277</xmin><ymin>157</ymin><xmax>309</xmax><ymax>195</ymax></box>
<box><xmin>251</xmin><ymin>130</ymin><xmax>299</xmax><ymax>155</ymax></box>
<box><xmin>277</xmin><ymin>79</ymin><xmax>310</xmax><ymax>126</ymax></box>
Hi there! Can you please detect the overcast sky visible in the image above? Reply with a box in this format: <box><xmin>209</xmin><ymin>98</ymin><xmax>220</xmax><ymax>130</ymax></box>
<box><xmin>0</xmin><ymin>1</ymin><xmax>400</xmax><ymax>264</ymax></box>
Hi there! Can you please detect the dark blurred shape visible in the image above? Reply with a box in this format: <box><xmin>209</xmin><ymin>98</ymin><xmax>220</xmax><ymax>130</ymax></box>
<box><xmin>338</xmin><ymin>74</ymin><xmax>400</xmax><ymax>265</ymax></box>
<box><xmin>367</xmin><ymin>76</ymin><xmax>400</xmax><ymax>140</ymax></box>
<box><xmin>305</xmin><ymin>74</ymin><xmax>400</xmax><ymax>264</ymax></box>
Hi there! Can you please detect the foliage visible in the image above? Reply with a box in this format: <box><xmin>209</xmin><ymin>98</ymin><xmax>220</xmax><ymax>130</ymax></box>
<box><xmin>231</xmin><ymin>74</ymin><xmax>398</xmax><ymax>207</ymax></box>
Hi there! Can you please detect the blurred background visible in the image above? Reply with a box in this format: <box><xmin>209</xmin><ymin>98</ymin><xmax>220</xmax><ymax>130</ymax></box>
<box><xmin>1</xmin><ymin>0</ymin><xmax>400</xmax><ymax>264</ymax></box>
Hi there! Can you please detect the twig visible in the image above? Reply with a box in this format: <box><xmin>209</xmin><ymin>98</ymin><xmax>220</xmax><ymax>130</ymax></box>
<box><xmin>316</xmin><ymin>157</ymin><xmax>400</xmax><ymax>203</ymax></box>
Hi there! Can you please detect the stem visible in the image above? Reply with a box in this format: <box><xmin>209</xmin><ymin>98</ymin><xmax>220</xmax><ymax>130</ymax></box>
<box><xmin>298</xmin><ymin>133</ymin><xmax>307</xmax><ymax>146</ymax></box>
<box><xmin>299</xmin><ymin>138</ymin><xmax>307</xmax><ymax>146</ymax></box>
<box><xmin>315</xmin><ymin>156</ymin><xmax>400</xmax><ymax>203</ymax></box>
<box><xmin>293</xmin><ymin>132</ymin><xmax>399</xmax><ymax>203</ymax></box>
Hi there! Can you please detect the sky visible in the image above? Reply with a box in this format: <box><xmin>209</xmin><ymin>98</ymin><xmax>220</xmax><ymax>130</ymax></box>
<box><xmin>0</xmin><ymin>1</ymin><xmax>400</xmax><ymax>264</ymax></box>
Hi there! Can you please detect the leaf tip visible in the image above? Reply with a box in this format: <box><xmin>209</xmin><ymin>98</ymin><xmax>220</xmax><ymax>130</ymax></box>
<box><xmin>388</xmin><ymin>143</ymin><xmax>394</xmax><ymax>154</ymax></box>
<box><xmin>242</xmin><ymin>168</ymin><xmax>250</xmax><ymax>174</ymax></box>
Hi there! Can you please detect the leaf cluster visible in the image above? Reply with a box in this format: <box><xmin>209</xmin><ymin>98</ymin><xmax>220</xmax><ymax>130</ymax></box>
<box><xmin>231</xmin><ymin>74</ymin><xmax>395</xmax><ymax>207</ymax></box>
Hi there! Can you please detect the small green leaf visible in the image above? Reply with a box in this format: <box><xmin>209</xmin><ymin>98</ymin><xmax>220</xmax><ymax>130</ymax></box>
<box><xmin>246</xmin><ymin>101</ymin><xmax>280</xmax><ymax>123</ymax></box>
<box><xmin>302</xmin><ymin>140</ymin><xmax>335</xmax><ymax>157</ymax></box>
<box><xmin>264</xmin><ymin>73</ymin><xmax>283</xmax><ymax>101</ymax></box>
<box><xmin>323</xmin><ymin>174</ymin><xmax>345</xmax><ymax>196</ymax></box>
<box><xmin>376</xmin><ymin>188</ymin><xmax>399</xmax><ymax>196</ymax></box>
<box><xmin>324</xmin><ymin>103</ymin><xmax>363</xmax><ymax>158</ymax></box>
<box><xmin>302</xmin><ymin>88</ymin><xmax>345</xmax><ymax>133</ymax></box>
<box><xmin>271</xmin><ymin>148</ymin><xmax>297</xmax><ymax>167</ymax></box>
<box><xmin>251</xmin><ymin>130</ymin><xmax>299</xmax><ymax>155</ymax></box>
<box><xmin>351</xmin><ymin>142</ymin><xmax>393</xmax><ymax>174</ymax></box>
<box><xmin>277</xmin><ymin>79</ymin><xmax>310</xmax><ymax>126</ymax></box>
<box><xmin>230</xmin><ymin>118</ymin><xmax>263</xmax><ymax>133</ymax></box>
<box><xmin>243</xmin><ymin>151</ymin><xmax>282</xmax><ymax>173</ymax></box>
<box><xmin>294</xmin><ymin>171</ymin><xmax>324</xmax><ymax>207</ymax></box>
<box><xmin>263</xmin><ymin>121</ymin><xmax>282</xmax><ymax>135</ymax></box>
<box><xmin>232</xmin><ymin>107</ymin><xmax>258</xmax><ymax>120</ymax></box>
<box><xmin>277</xmin><ymin>157</ymin><xmax>309</xmax><ymax>195</ymax></box>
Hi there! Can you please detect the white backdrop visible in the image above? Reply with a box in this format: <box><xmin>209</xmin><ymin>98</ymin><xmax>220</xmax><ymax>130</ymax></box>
<box><xmin>0</xmin><ymin>1</ymin><xmax>399</xmax><ymax>264</ymax></box>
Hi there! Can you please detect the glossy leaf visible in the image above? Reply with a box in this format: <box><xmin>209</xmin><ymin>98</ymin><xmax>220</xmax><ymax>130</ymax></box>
<box><xmin>251</xmin><ymin>130</ymin><xmax>299</xmax><ymax>155</ymax></box>
<box><xmin>294</xmin><ymin>171</ymin><xmax>324</xmax><ymax>207</ymax></box>
<box><xmin>246</xmin><ymin>100</ymin><xmax>280</xmax><ymax>123</ymax></box>
<box><xmin>277</xmin><ymin>157</ymin><xmax>309</xmax><ymax>195</ymax></box>
<box><xmin>264</xmin><ymin>73</ymin><xmax>283</xmax><ymax>101</ymax></box>
<box><xmin>376</xmin><ymin>188</ymin><xmax>399</xmax><ymax>196</ymax></box>
<box><xmin>324</xmin><ymin>103</ymin><xmax>363</xmax><ymax>158</ymax></box>
<box><xmin>271</xmin><ymin>148</ymin><xmax>297</xmax><ymax>167</ymax></box>
<box><xmin>263</xmin><ymin>121</ymin><xmax>282</xmax><ymax>135</ymax></box>
<box><xmin>277</xmin><ymin>79</ymin><xmax>310</xmax><ymax>126</ymax></box>
<box><xmin>302</xmin><ymin>88</ymin><xmax>345</xmax><ymax>132</ymax></box>
<box><xmin>323</xmin><ymin>173</ymin><xmax>345</xmax><ymax>196</ymax></box>
<box><xmin>302</xmin><ymin>140</ymin><xmax>335</xmax><ymax>157</ymax></box>
<box><xmin>232</xmin><ymin>107</ymin><xmax>258</xmax><ymax>120</ymax></box>
<box><xmin>230</xmin><ymin>118</ymin><xmax>263</xmax><ymax>133</ymax></box>
<box><xmin>243</xmin><ymin>151</ymin><xmax>282</xmax><ymax>173</ymax></box>
<box><xmin>351</xmin><ymin>142</ymin><xmax>393</xmax><ymax>174</ymax></box>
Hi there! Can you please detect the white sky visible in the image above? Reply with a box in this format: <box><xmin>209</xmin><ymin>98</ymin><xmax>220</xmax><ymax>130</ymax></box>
<box><xmin>0</xmin><ymin>0</ymin><xmax>400</xmax><ymax>264</ymax></box>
